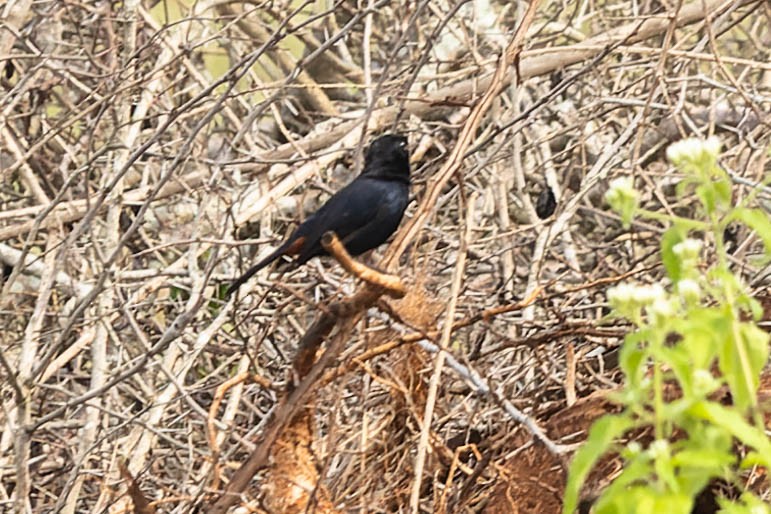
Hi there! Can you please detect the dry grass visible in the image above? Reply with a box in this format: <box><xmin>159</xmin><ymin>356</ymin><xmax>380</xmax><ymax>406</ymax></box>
<box><xmin>0</xmin><ymin>0</ymin><xmax>769</xmax><ymax>512</ymax></box>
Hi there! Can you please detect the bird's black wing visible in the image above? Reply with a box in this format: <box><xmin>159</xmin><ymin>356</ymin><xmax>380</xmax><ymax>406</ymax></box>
<box><xmin>336</xmin><ymin>182</ymin><xmax>408</xmax><ymax>256</ymax></box>
<box><xmin>293</xmin><ymin>177</ymin><xmax>401</xmax><ymax>264</ymax></box>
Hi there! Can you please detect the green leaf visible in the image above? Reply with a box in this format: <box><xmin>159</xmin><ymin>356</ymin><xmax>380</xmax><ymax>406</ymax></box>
<box><xmin>718</xmin><ymin>320</ymin><xmax>768</xmax><ymax>412</ymax></box>
<box><xmin>619</xmin><ymin>332</ymin><xmax>648</xmax><ymax>388</ymax></box>
<box><xmin>595</xmin><ymin>486</ymin><xmax>692</xmax><ymax>514</ymax></box>
<box><xmin>656</xmin><ymin>345</ymin><xmax>694</xmax><ymax>396</ymax></box>
<box><xmin>670</xmin><ymin>448</ymin><xmax>735</xmax><ymax>471</ymax></box>
<box><xmin>740</xmin><ymin>323</ymin><xmax>770</xmax><ymax>363</ymax></box>
<box><xmin>740</xmin><ymin>451</ymin><xmax>769</xmax><ymax>468</ymax></box>
<box><xmin>689</xmin><ymin>401</ymin><xmax>771</xmax><ymax>467</ymax></box>
<box><xmin>718</xmin><ymin>492</ymin><xmax>771</xmax><ymax>514</ymax></box>
<box><xmin>672</xmin><ymin>466</ymin><xmax>714</xmax><ymax>500</ymax></box>
<box><xmin>696</xmin><ymin>183</ymin><xmax>717</xmax><ymax>215</ymax></box>
<box><xmin>713</xmin><ymin>178</ymin><xmax>732</xmax><ymax>208</ymax></box>
<box><xmin>730</xmin><ymin>208</ymin><xmax>771</xmax><ymax>257</ymax></box>
<box><xmin>661</xmin><ymin>227</ymin><xmax>685</xmax><ymax>282</ymax></box>
<box><xmin>650</xmin><ymin>492</ymin><xmax>693</xmax><ymax>514</ymax></box>
<box><xmin>563</xmin><ymin>414</ymin><xmax>634</xmax><ymax>514</ymax></box>
<box><xmin>654</xmin><ymin>446</ymin><xmax>679</xmax><ymax>494</ymax></box>
<box><xmin>593</xmin><ymin>459</ymin><xmax>652</xmax><ymax>513</ymax></box>
<box><xmin>678</xmin><ymin>309</ymin><xmax>723</xmax><ymax>369</ymax></box>
<box><xmin>675</xmin><ymin>176</ymin><xmax>698</xmax><ymax>199</ymax></box>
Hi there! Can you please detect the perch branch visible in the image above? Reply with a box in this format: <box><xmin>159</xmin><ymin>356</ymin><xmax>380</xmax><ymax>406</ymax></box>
<box><xmin>321</xmin><ymin>231</ymin><xmax>406</xmax><ymax>298</ymax></box>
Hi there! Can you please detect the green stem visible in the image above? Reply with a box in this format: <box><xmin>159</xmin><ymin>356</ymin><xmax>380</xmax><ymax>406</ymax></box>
<box><xmin>652</xmin><ymin>332</ymin><xmax>664</xmax><ymax>440</ymax></box>
<box><xmin>637</xmin><ymin>209</ymin><xmax>709</xmax><ymax>230</ymax></box>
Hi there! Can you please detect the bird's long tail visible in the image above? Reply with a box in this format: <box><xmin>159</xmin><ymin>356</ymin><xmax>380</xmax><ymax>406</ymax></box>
<box><xmin>225</xmin><ymin>242</ymin><xmax>289</xmax><ymax>297</ymax></box>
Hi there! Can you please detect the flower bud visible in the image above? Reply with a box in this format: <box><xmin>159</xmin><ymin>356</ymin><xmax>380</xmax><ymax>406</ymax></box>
<box><xmin>693</xmin><ymin>369</ymin><xmax>719</xmax><ymax>396</ymax></box>
<box><xmin>605</xmin><ymin>177</ymin><xmax>639</xmax><ymax>228</ymax></box>
<box><xmin>631</xmin><ymin>283</ymin><xmax>665</xmax><ymax>306</ymax></box>
<box><xmin>673</xmin><ymin>239</ymin><xmax>702</xmax><ymax>260</ymax></box>
<box><xmin>676</xmin><ymin>279</ymin><xmax>701</xmax><ymax>304</ymax></box>
<box><xmin>648</xmin><ymin>439</ymin><xmax>670</xmax><ymax>459</ymax></box>
<box><xmin>649</xmin><ymin>297</ymin><xmax>676</xmax><ymax>324</ymax></box>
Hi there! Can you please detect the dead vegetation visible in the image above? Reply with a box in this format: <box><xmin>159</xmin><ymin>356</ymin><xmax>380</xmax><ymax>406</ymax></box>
<box><xmin>0</xmin><ymin>0</ymin><xmax>769</xmax><ymax>512</ymax></box>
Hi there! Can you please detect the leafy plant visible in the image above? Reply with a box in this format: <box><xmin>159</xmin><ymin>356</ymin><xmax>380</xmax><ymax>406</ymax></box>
<box><xmin>563</xmin><ymin>137</ymin><xmax>771</xmax><ymax>514</ymax></box>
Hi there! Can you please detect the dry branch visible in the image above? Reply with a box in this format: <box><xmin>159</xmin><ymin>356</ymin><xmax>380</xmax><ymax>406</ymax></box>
<box><xmin>321</xmin><ymin>231</ymin><xmax>406</xmax><ymax>298</ymax></box>
<box><xmin>210</xmin><ymin>286</ymin><xmax>383</xmax><ymax>513</ymax></box>
<box><xmin>0</xmin><ymin>0</ymin><xmax>744</xmax><ymax>245</ymax></box>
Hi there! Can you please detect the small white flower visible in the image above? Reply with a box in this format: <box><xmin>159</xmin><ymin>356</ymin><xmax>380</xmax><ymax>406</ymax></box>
<box><xmin>666</xmin><ymin>136</ymin><xmax>722</xmax><ymax>166</ymax></box>
<box><xmin>693</xmin><ymin>369</ymin><xmax>718</xmax><ymax>395</ymax></box>
<box><xmin>649</xmin><ymin>297</ymin><xmax>676</xmax><ymax>320</ymax></box>
<box><xmin>626</xmin><ymin>441</ymin><xmax>642</xmax><ymax>455</ymax></box>
<box><xmin>607</xmin><ymin>283</ymin><xmax>641</xmax><ymax>319</ymax></box>
<box><xmin>605</xmin><ymin>176</ymin><xmax>639</xmax><ymax>228</ymax></box>
<box><xmin>607</xmin><ymin>283</ymin><xmax>634</xmax><ymax>305</ymax></box>
<box><xmin>607</xmin><ymin>177</ymin><xmax>635</xmax><ymax>198</ymax></box>
<box><xmin>703</xmin><ymin>136</ymin><xmax>722</xmax><ymax>159</ymax></box>
<box><xmin>673</xmin><ymin>239</ymin><xmax>702</xmax><ymax>260</ymax></box>
<box><xmin>605</xmin><ymin>177</ymin><xmax>638</xmax><ymax>206</ymax></box>
<box><xmin>631</xmin><ymin>283</ymin><xmax>666</xmax><ymax>306</ymax></box>
<box><xmin>648</xmin><ymin>439</ymin><xmax>670</xmax><ymax>458</ymax></box>
<box><xmin>608</xmin><ymin>282</ymin><xmax>668</xmax><ymax>320</ymax></box>
<box><xmin>667</xmin><ymin>138</ymin><xmax>700</xmax><ymax>163</ymax></box>
<box><xmin>676</xmin><ymin>279</ymin><xmax>701</xmax><ymax>303</ymax></box>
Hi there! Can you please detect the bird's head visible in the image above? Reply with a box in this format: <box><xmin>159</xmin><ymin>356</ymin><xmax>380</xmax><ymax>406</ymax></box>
<box><xmin>362</xmin><ymin>134</ymin><xmax>410</xmax><ymax>183</ymax></box>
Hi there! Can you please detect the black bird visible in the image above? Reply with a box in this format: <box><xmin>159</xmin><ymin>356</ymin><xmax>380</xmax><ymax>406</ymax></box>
<box><xmin>535</xmin><ymin>185</ymin><xmax>556</xmax><ymax>219</ymax></box>
<box><xmin>227</xmin><ymin>134</ymin><xmax>410</xmax><ymax>296</ymax></box>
